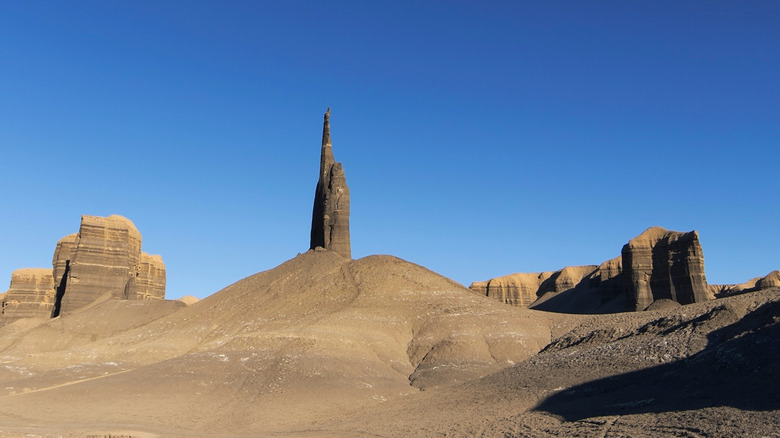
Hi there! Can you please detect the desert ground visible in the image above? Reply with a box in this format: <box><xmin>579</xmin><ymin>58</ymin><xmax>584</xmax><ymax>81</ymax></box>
<box><xmin>0</xmin><ymin>250</ymin><xmax>777</xmax><ymax>437</ymax></box>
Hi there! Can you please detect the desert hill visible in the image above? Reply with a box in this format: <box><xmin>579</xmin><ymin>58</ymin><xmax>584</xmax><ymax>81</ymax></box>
<box><xmin>0</xmin><ymin>251</ymin><xmax>572</xmax><ymax>436</ymax></box>
<box><xmin>0</xmin><ymin>251</ymin><xmax>776</xmax><ymax>436</ymax></box>
<box><xmin>309</xmin><ymin>286</ymin><xmax>780</xmax><ymax>437</ymax></box>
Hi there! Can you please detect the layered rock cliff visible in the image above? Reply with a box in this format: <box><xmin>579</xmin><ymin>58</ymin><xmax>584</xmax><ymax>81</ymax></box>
<box><xmin>2</xmin><ymin>215</ymin><xmax>166</xmax><ymax>324</ymax></box>
<box><xmin>57</xmin><ymin>215</ymin><xmax>143</xmax><ymax>313</ymax></box>
<box><xmin>135</xmin><ymin>253</ymin><xmax>166</xmax><ymax>300</ymax></box>
<box><xmin>0</xmin><ymin>268</ymin><xmax>56</xmax><ymax>323</ymax></box>
<box><xmin>621</xmin><ymin>226</ymin><xmax>708</xmax><ymax>311</ymax></box>
<box><xmin>470</xmin><ymin>227</ymin><xmax>711</xmax><ymax>313</ymax></box>
<box><xmin>310</xmin><ymin>108</ymin><xmax>351</xmax><ymax>259</ymax></box>
<box><xmin>470</xmin><ymin>272</ymin><xmax>553</xmax><ymax>306</ymax></box>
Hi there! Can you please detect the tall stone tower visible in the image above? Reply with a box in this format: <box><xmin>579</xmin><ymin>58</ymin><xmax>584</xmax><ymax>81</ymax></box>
<box><xmin>310</xmin><ymin>108</ymin><xmax>351</xmax><ymax>258</ymax></box>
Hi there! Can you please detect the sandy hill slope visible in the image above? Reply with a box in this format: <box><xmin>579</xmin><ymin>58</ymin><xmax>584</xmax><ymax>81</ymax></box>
<box><xmin>317</xmin><ymin>287</ymin><xmax>780</xmax><ymax>437</ymax></box>
<box><xmin>0</xmin><ymin>251</ymin><xmax>776</xmax><ymax>437</ymax></box>
<box><xmin>0</xmin><ymin>251</ymin><xmax>570</xmax><ymax>437</ymax></box>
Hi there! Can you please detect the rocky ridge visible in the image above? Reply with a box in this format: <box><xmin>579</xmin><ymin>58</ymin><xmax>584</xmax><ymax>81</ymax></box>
<box><xmin>471</xmin><ymin>226</ymin><xmax>711</xmax><ymax>313</ymax></box>
<box><xmin>711</xmin><ymin>269</ymin><xmax>780</xmax><ymax>298</ymax></box>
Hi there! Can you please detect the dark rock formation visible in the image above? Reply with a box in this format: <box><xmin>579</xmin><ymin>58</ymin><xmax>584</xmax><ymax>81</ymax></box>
<box><xmin>310</xmin><ymin>108</ymin><xmax>351</xmax><ymax>259</ymax></box>
<box><xmin>470</xmin><ymin>227</ymin><xmax>710</xmax><ymax>313</ymax></box>
<box><xmin>0</xmin><ymin>268</ymin><xmax>56</xmax><ymax>323</ymax></box>
<box><xmin>621</xmin><ymin>226</ymin><xmax>708</xmax><ymax>311</ymax></box>
<box><xmin>2</xmin><ymin>214</ymin><xmax>166</xmax><ymax>324</ymax></box>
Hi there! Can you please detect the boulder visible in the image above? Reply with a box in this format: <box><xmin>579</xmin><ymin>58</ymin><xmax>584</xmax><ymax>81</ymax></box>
<box><xmin>310</xmin><ymin>108</ymin><xmax>351</xmax><ymax>259</ymax></box>
<box><xmin>1</xmin><ymin>268</ymin><xmax>56</xmax><ymax>323</ymax></box>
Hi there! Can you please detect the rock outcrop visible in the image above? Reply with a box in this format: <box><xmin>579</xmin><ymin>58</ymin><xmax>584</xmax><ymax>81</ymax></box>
<box><xmin>55</xmin><ymin>215</ymin><xmax>166</xmax><ymax>315</ymax></box>
<box><xmin>135</xmin><ymin>253</ymin><xmax>166</xmax><ymax>300</ymax></box>
<box><xmin>711</xmin><ymin>270</ymin><xmax>780</xmax><ymax>298</ymax></box>
<box><xmin>621</xmin><ymin>226</ymin><xmax>708</xmax><ymax>311</ymax></box>
<box><xmin>1</xmin><ymin>268</ymin><xmax>56</xmax><ymax>323</ymax></box>
<box><xmin>310</xmin><ymin>108</ymin><xmax>351</xmax><ymax>259</ymax></box>
<box><xmin>2</xmin><ymin>215</ymin><xmax>166</xmax><ymax>324</ymax></box>
<box><xmin>470</xmin><ymin>227</ymin><xmax>710</xmax><ymax>313</ymax></box>
<box><xmin>470</xmin><ymin>272</ymin><xmax>553</xmax><ymax>306</ymax></box>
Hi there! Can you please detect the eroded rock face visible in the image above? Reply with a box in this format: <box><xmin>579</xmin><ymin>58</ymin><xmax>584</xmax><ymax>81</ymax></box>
<box><xmin>470</xmin><ymin>272</ymin><xmax>553</xmax><ymax>306</ymax></box>
<box><xmin>310</xmin><ymin>108</ymin><xmax>351</xmax><ymax>259</ymax></box>
<box><xmin>1</xmin><ymin>268</ymin><xmax>56</xmax><ymax>323</ymax></box>
<box><xmin>2</xmin><ymin>214</ymin><xmax>166</xmax><ymax>324</ymax></box>
<box><xmin>58</xmin><ymin>215</ymin><xmax>143</xmax><ymax>313</ymax></box>
<box><xmin>757</xmin><ymin>271</ymin><xmax>780</xmax><ymax>289</ymax></box>
<box><xmin>539</xmin><ymin>265</ymin><xmax>597</xmax><ymax>296</ymax></box>
<box><xmin>622</xmin><ymin>227</ymin><xmax>708</xmax><ymax>311</ymax></box>
<box><xmin>711</xmin><ymin>270</ymin><xmax>780</xmax><ymax>297</ymax></box>
<box><xmin>135</xmin><ymin>253</ymin><xmax>166</xmax><ymax>300</ymax></box>
<box><xmin>471</xmin><ymin>227</ymin><xmax>710</xmax><ymax>313</ymax></box>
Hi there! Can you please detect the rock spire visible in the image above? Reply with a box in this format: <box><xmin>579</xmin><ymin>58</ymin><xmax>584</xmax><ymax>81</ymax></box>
<box><xmin>310</xmin><ymin>108</ymin><xmax>351</xmax><ymax>258</ymax></box>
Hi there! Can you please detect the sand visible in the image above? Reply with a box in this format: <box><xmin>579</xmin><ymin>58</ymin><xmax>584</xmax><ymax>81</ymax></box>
<box><xmin>0</xmin><ymin>251</ymin><xmax>777</xmax><ymax>437</ymax></box>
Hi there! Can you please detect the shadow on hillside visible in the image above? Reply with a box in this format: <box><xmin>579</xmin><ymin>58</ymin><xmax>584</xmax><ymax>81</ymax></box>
<box><xmin>533</xmin><ymin>299</ymin><xmax>780</xmax><ymax>421</ymax></box>
<box><xmin>530</xmin><ymin>284</ymin><xmax>627</xmax><ymax>314</ymax></box>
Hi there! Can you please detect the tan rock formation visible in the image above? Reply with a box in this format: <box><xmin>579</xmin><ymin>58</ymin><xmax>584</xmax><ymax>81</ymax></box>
<box><xmin>310</xmin><ymin>108</ymin><xmax>351</xmax><ymax>259</ymax></box>
<box><xmin>711</xmin><ymin>270</ymin><xmax>780</xmax><ymax>297</ymax></box>
<box><xmin>622</xmin><ymin>227</ymin><xmax>709</xmax><ymax>311</ymax></box>
<box><xmin>177</xmin><ymin>295</ymin><xmax>200</xmax><ymax>306</ymax></box>
<box><xmin>51</xmin><ymin>233</ymin><xmax>78</xmax><ymax>317</ymax></box>
<box><xmin>57</xmin><ymin>215</ymin><xmax>143</xmax><ymax>313</ymax></box>
<box><xmin>53</xmin><ymin>233</ymin><xmax>77</xmax><ymax>290</ymax></box>
<box><xmin>56</xmin><ymin>215</ymin><xmax>167</xmax><ymax>313</ymax></box>
<box><xmin>1</xmin><ymin>268</ymin><xmax>56</xmax><ymax>323</ymax></box>
<box><xmin>134</xmin><ymin>253</ymin><xmax>166</xmax><ymax>300</ymax></box>
<box><xmin>2</xmin><ymin>214</ymin><xmax>168</xmax><ymax>322</ymax></box>
<box><xmin>756</xmin><ymin>270</ymin><xmax>780</xmax><ymax>289</ymax></box>
<box><xmin>538</xmin><ymin>265</ymin><xmax>597</xmax><ymax>295</ymax></box>
<box><xmin>470</xmin><ymin>272</ymin><xmax>553</xmax><ymax>306</ymax></box>
<box><xmin>472</xmin><ymin>227</ymin><xmax>710</xmax><ymax>313</ymax></box>
<box><xmin>591</xmin><ymin>256</ymin><xmax>625</xmax><ymax>303</ymax></box>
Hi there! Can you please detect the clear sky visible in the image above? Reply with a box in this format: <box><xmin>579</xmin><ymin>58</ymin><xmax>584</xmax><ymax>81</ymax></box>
<box><xmin>1</xmin><ymin>1</ymin><xmax>778</xmax><ymax>300</ymax></box>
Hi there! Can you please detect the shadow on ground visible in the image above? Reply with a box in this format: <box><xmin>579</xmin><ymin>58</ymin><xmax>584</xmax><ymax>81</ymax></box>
<box><xmin>534</xmin><ymin>299</ymin><xmax>780</xmax><ymax>421</ymax></box>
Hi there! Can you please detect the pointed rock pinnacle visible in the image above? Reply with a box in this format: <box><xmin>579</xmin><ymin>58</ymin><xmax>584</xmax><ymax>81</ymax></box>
<box><xmin>310</xmin><ymin>108</ymin><xmax>351</xmax><ymax>258</ymax></box>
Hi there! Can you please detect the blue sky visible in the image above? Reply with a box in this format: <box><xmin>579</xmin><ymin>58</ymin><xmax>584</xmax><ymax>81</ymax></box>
<box><xmin>1</xmin><ymin>1</ymin><xmax>778</xmax><ymax>299</ymax></box>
